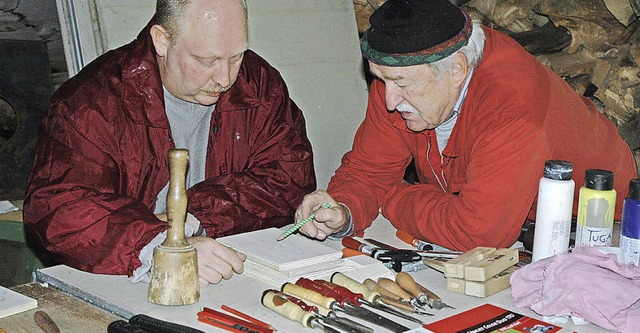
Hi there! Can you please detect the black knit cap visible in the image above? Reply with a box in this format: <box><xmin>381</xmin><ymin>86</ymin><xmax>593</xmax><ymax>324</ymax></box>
<box><xmin>361</xmin><ymin>0</ymin><xmax>472</xmax><ymax>66</ymax></box>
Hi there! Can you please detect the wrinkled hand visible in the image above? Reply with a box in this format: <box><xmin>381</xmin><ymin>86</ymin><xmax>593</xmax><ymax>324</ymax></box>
<box><xmin>187</xmin><ymin>236</ymin><xmax>246</xmax><ymax>288</ymax></box>
<box><xmin>296</xmin><ymin>190</ymin><xmax>349</xmax><ymax>240</ymax></box>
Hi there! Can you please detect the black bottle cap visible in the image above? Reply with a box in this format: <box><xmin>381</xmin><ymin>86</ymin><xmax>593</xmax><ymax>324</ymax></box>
<box><xmin>543</xmin><ymin>160</ymin><xmax>573</xmax><ymax>180</ymax></box>
<box><xmin>629</xmin><ymin>179</ymin><xmax>640</xmax><ymax>200</ymax></box>
<box><xmin>584</xmin><ymin>169</ymin><xmax>614</xmax><ymax>190</ymax></box>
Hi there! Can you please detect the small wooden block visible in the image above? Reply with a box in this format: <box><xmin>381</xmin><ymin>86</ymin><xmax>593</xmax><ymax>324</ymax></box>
<box><xmin>443</xmin><ymin>247</ymin><xmax>495</xmax><ymax>278</ymax></box>
<box><xmin>463</xmin><ymin>266</ymin><xmax>518</xmax><ymax>297</ymax></box>
<box><xmin>463</xmin><ymin>248</ymin><xmax>519</xmax><ymax>282</ymax></box>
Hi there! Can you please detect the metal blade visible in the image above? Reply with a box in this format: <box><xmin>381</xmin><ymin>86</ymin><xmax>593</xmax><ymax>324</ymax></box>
<box><xmin>361</xmin><ymin>300</ymin><xmax>427</xmax><ymax>324</ymax></box>
<box><xmin>322</xmin><ymin>315</ymin><xmax>373</xmax><ymax>333</ymax></box>
<box><xmin>363</xmin><ymin>238</ymin><xmax>399</xmax><ymax>250</ymax></box>
<box><xmin>337</xmin><ymin>304</ymin><xmax>410</xmax><ymax>333</ymax></box>
<box><xmin>313</xmin><ymin>320</ymin><xmax>342</xmax><ymax>333</ymax></box>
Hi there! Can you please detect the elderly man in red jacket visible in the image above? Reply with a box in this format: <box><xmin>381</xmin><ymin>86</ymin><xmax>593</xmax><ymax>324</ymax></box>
<box><xmin>24</xmin><ymin>0</ymin><xmax>316</xmax><ymax>287</ymax></box>
<box><xmin>296</xmin><ymin>0</ymin><xmax>637</xmax><ymax>251</ymax></box>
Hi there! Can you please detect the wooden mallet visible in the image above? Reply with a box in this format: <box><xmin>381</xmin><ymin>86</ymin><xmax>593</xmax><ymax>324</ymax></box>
<box><xmin>148</xmin><ymin>149</ymin><xmax>199</xmax><ymax>305</ymax></box>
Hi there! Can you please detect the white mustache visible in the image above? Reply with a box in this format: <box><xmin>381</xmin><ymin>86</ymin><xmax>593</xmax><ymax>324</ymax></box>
<box><xmin>201</xmin><ymin>83</ymin><xmax>230</xmax><ymax>94</ymax></box>
<box><xmin>396</xmin><ymin>103</ymin><xmax>418</xmax><ymax>114</ymax></box>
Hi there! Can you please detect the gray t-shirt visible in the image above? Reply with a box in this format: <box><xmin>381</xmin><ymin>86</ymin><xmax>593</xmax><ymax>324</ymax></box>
<box><xmin>154</xmin><ymin>87</ymin><xmax>215</xmax><ymax>214</ymax></box>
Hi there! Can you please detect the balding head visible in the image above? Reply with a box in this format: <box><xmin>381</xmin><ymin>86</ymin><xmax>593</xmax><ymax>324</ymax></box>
<box><xmin>155</xmin><ymin>0</ymin><xmax>247</xmax><ymax>43</ymax></box>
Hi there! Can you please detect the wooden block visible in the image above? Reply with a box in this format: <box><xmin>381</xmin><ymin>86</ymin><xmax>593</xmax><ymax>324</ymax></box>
<box><xmin>445</xmin><ymin>266</ymin><xmax>518</xmax><ymax>298</ymax></box>
<box><xmin>463</xmin><ymin>266</ymin><xmax>518</xmax><ymax>297</ymax></box>
<box><xmin>463</xmin><ymin>248</ymin><xmax>519</xmax><ymax>282</ymax></box>
<box><xmin>422</xmin><ymin>257</ymin><xmax>446</xmax><ymax>273</ymax></box>
<box><xmin>445</xmin><ymin>276</ymin><xmax>466</xmax><ymax>294</ymax></box>
<box><xmin>443</xmin><ymin>247</ymin><xmax>495</xmax><ymax>278</ymax></box>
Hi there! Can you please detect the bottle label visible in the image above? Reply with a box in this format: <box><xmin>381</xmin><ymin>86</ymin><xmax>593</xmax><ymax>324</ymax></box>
<box><xmin>620</xmin><ymin>235</ymin><xmax>640</xmax><ymax>265</ymax></box>
<box><xmin>575</xmin><ymin>225</ymin><xmax>612</xmax><ymax>246</ymax></box>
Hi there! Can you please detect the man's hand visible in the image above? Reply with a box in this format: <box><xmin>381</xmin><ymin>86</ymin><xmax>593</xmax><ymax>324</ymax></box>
<box><xmin>296</xmin><ymin>190</ymin><xmax>349</xmax><ymax>240</ymax></box>
<box><xmin>186</xmin><ymin>236</ymin><xmax>246</xmax><ymax>288</ymax></box>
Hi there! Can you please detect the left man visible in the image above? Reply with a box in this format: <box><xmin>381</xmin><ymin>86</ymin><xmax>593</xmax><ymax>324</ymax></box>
<box><xmin>23</xmin><ymin>0</ymin><xmax>316</xmax><ymax>287</ymax></box>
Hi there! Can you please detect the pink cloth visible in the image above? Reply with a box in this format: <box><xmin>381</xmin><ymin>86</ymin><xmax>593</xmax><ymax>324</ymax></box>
<box><xmin>511</xmin><ymin>246</ymin><xmax>640</xmax><ymax>332</ymax></box>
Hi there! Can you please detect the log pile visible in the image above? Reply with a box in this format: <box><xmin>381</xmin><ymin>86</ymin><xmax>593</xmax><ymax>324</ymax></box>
<box><xmin>353</xmin><ymin>0</ymin><xmax>640</xmax><ymax>172</ymax></box>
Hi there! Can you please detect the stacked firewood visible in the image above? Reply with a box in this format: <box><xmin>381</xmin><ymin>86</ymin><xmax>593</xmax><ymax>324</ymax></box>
<box><xmin>353</xmin><ymin>0</ymin><xmax>640</xmax><ymax>172</ymax></box>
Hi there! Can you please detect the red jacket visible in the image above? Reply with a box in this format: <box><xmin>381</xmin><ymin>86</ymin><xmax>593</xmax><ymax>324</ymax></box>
<box><xmin>23</xmin><ymin>22</ymin><xmax>316</xmax><ymax>275</ymax></box>
<box><xmin>328</xmin><ymin>27</ymin><xmax>637</xmax><ymax>251</ymax></box>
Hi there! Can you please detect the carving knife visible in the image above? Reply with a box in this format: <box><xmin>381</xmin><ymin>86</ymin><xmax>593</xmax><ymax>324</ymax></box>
<box><xmin>294</xmin><ymin>278</ymin><xmax>411</xmax><ymax>333</ymax></box>
<box><xmin>265</xmin><ymin>289</ymin><xmax>368</xmax><ymax>333</ymax></box>
<box><xmin>282</xmin><ymin>283</ymin><xmax>374</xmax><ymax>333</ymax></box>
<box><xmin>331</xmin><ymin>272</ymin><xmax>432</xmax><ymax>320</ymax></box>
<box><xmin>396</xmin><ymin>272</ymin><xmax>455</xmax><ymax>309</ymax></box>
<box><xmin>262</xmin><ymin>290</ymin><xmax>340</xmax><ymax>333</ymax></box>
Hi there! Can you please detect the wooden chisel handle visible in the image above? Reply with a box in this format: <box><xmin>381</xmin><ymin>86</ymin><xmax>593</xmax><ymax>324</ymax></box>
<box><xmin>396</xmin><ymin>272</ymin><xmax>441</xmax><ymax>301</ymax></box>
<box><xmin>34</xmin><ymin>311</ymin><xmax>61</xmax><ymax>333</ymax></box>
<box><xmin>262</xmin><ymin>290</ymin><xmax>314</xmax><ymax>328</ymax></box>
<box><xmin>282</xmin><ymin>283</ymin><xmax>335</xmax><ymax>310</ymax></box>
<box><xmin>379</xmin><ymin>297</ymin><xmax>416</xmax><ymax>313</ymax></box>
<box><xmin>330</xmin><ymin>272</ymin><xmax>379</xmax><ymax>303</ymax></box>
<box><xmin>377</xmin><ymin>277</ymin><xmax>414</xmax><ymax>301</ymax></box>
<box><xmin>362</xmin><ymin>278</ymin><xmax>403</xmax><ymax>301</ymax></box>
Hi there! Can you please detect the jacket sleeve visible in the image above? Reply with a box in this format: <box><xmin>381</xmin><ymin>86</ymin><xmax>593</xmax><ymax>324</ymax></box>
<box><xmin>23</xmin><ymin>102</ymin><xmax>167</xmax><ymax>276</ymax></box>
<box><xmin>186</xmin><ymin>73</ymin><xmax>316</xmax><ymax>237</ymax></box>
<box><xmin>328</xmin><ymin>80</ymin><xmax>548</xmax><ymax>251</ymax></box>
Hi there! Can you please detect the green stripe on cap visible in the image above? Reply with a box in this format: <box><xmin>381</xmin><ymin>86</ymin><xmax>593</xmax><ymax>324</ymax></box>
<box><xmin>361</xmin><ymin>32</ymin><xmax>470</xmax><ymax>67</ymax></box>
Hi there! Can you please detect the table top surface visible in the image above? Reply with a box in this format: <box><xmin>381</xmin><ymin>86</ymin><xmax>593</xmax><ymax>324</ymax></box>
<box><xmin>0</xmin><ymin>216</ymin><xmax>614</xmax><ymax>333</ymax></box>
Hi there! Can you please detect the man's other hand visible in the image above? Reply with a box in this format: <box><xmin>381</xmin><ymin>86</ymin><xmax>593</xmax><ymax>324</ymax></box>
<box><xmin>186</xmin><ymin>236</ymin><xmax>246</xmax><ymax>288</ymax></box>
<box><xmin>296</xmin><ymin>190</ymin><xmax>348</xmax><ymax>240</ymax></box>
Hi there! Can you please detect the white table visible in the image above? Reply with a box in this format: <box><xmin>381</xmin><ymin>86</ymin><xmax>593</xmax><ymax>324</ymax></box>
<box><xmin>34</xmin><ymin>216</ymin><xmax>611</xmax><ymax>333</ymax></box>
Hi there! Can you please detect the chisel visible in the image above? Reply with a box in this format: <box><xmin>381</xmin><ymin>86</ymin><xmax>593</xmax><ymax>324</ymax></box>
<box><xmin>262</xmin><ymin>290</ymin><xmax>341</xmax><ymax>333</ymax></box>
<box><xmin>281</xmin><ymin>283</ymin><xmax>374</xmax><ymax>333</ymax></box>
<box><xmin>294</xmin><ymin>278</ymin><xmax>411</xmax><ymax>333</ymax></box>
<box><xmin>377</xmin><ymin>277</ymin><xmax>428</xmax><ymax>311</ymax></box>
<box><xmin>330</xmin><ymin>272</ymin><xmax>432</xmax><ymax>320</ymax></box>
<box><xmin>396</xmin><ymin>272</ymin><xmax>455</xmax><ymax>309</ymax></box>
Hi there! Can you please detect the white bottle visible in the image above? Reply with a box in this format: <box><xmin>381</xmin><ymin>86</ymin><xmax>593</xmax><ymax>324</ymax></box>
<box><xmin>532</xmin><ymin>160</ymin><xmax>575</xmax><ymax>262</ymax></box>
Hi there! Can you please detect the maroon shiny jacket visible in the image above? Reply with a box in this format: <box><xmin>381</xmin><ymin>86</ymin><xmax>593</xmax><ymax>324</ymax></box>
<box><xmin>23</xmin><ymin>23</ymin><xmax>316</xmax><ymax>276</ymax></box>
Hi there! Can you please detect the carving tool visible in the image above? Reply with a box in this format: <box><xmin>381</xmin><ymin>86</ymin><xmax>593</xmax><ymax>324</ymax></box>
<box><xmin>395</xmin><ymin>231</ymin><xmax>464</xmax><ymax>259</ymax></box>
<box><xmin>361</xmin><ymin>278</ymin><xmax>430</xmax><ymax>314</ymax></box>
<box><xmin>148</xmin><ymin>149</ymin><xmax>199</xmax><ymax>305</ymax></box>
<box><xmin>128</xmin><ymin>314</ymin><xmax>205</xmax><ymax>333</ymax></box>
<box><xmin>316</xmin><ymin>277</ymin><xmax>427</xmax><ymax>322</ymax></box>
<box><xmin>34</xmin><ymin>311</ymin><xmax>61</xmax><ymax>333</ymax></box>
<box><xmin>342</xmin><ymin>237</ymin><xmax>423</xmax><ymax>272</ymax></box>
<box><xmin>197</xmin><ymin>306</ymin><xmax>275</xmax><ymax>333</ymax></box>
<box><xmin>292</xmin><ymin>278</ymin><xmax>411</xmax><ymax>333</ymax></box>
<box><xmin>395</xmin><ymin>272</ymin><xmax>455</xmax><ymax>309</ymax></box>
<box><xmin>330</xmin><ymin>272</ymin><xmax>431</xmax><ymax>320</ymax></box>
<box><xmin>107</xmin><ymin>320</ymin><xmax>151</xmax><ymax>333</ymax></box>
<box><xmin>262</xmin><ymin>290</ymin><xmax>340</xmax><ymax>333</ymax></box>
<box><xmin>265</xmin><ymin>289</ymin><xmax>369</xmax><ymax>333</ymax></box>
<box><xmin>281</xmin><ymin>283</ymin><xmax>374</xmax><ymax>333</ymax></box>
<box><xmin>395</xmin><ymin>230</ymin><xmax>434</xmax><ymax>250</ymax></box>
<box><xmin>377</xmin><ymin>277</ymin><xmax>427</xmax><ymax>311</ymax></box>
<box><xmin>278</xmin><ymin>203</ymin><xmax>331</xmax><ymax>241</ymax></box>
<box><xmin>363</xmin><ymin>238</ymin><xmax>399</xmax><ymax>250</ymax></box>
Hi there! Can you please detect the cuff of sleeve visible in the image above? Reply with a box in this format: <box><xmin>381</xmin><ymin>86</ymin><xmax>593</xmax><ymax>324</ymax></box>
<box><xmin>328</xmin><ymin>203</ymin><xmax>354</xmax><ymax>240</ymax></box>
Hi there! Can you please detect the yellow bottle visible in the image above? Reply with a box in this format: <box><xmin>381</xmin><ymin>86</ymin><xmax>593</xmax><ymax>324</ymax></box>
<box><xmin>575</xmin><ymin>169</ymin><xmax>616</xmax><ymax>246</ymax></box>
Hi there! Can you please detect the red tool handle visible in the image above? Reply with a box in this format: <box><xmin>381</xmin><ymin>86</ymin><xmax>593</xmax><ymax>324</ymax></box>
<box><xmin>395</xmin><ymin>230</ymin><xmax>418</xmax><ymax>247</ymax></box>
<box><xmin>341</xmin><ymin>237</ymin><xmax>373</xmax><ymax>255</ymax></box>
<box><xmin>267</xmin><ymin>289</ymin><xmax>319</xmax><ymax>313</ymax></box>
<box><xmin>314</xmin><ymin>279</ymin><xmax>362</xmax><ymax>307</ymax></box>
<box><xmin>295</xmin><ymin>278</ymin><xmax>348</xmax><ymax>307</ymax></box>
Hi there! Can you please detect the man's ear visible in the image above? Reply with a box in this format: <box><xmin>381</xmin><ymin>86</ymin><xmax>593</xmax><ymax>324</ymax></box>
<box><xmin>450</xmin><ymin>52</ymin><xmax>469</xmax><ymax>88</ymax></box>
<box><xmin>150</xmin><ymin>24</ymin><xmax>170</xmax><ymax>57</ymax></box>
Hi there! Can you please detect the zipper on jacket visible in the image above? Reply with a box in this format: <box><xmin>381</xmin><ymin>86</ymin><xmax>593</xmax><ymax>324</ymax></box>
<box><xmin>426</xmin><ymin>134</ymin><xmax>447</xmax><ymax>193</ymax></box>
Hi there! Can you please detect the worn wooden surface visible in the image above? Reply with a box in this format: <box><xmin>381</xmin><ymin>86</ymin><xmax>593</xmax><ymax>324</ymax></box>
<box><xmin>0</xmin><ymin>283</ymin><xmax>120</xmax><ymax>332</ymax></box>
